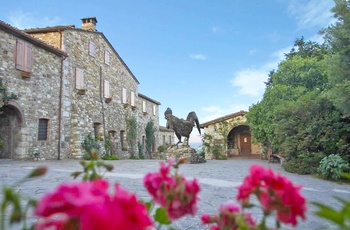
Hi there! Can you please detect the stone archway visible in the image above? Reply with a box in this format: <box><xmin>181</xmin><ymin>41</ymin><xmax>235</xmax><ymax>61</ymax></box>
<box><xmin>0</xmin><ymin>103</ymin><xmax>25</xmax><ymax>159</ymax></box>
<box><xmin>227</xmin><ymin>125</ymin><xmax>251</xmax><ymax>156</ymax></box>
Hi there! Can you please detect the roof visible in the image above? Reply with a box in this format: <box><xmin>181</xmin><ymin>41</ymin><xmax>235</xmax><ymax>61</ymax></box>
<box><xmin>0</xmin><ymin>20</ymin><xmax>67</xmax><ymax>58</ymax></box>
<box><xmin>159</xmin><ymin>126</ymin><xmax>174</xmax><ymax>132</ymax></box>
<box><xmin>200</xmin><ymin>110</ymin><xmax>248</xmax><ymax>128</ymax></box>
<box><xmin>138</xmin><ymin>93</ymin><xmax>161</xmax><ymax>105</ymax></box>
<box><xmin>23</xmin><ymin>25</ymin><xmax>139</xmax><ymax>84</ymax></box>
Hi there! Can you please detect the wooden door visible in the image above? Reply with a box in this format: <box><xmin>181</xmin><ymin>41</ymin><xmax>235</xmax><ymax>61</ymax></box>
<box><xmin>240</xmin><ymin>133</ymin><xmax>251</xmax><ymax>154</ymax></box>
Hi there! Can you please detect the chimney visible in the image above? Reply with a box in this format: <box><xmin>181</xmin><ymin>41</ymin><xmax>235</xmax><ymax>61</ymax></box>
<box><xmin>81</xmin><ymin>17</ymin><xmax>97</xmax><ymax>31</ymax></box>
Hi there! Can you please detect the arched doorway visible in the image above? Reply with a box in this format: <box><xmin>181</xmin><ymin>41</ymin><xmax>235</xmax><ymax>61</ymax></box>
<box><xmin>0</xmin><ymin>104</ymin><xmax>25</xmax><ymax>159</ymax></box>
<box><xmin>227</xmin><ymin>125</ymin><xmax>251</xmax><ymax>156</ymax></box>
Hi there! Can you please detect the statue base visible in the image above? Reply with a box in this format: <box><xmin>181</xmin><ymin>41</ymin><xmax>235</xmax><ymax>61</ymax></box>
<box><xmin>166</xmin><ymin>145</ymin><xmax>206</xmax><ymax>164</ymax></box>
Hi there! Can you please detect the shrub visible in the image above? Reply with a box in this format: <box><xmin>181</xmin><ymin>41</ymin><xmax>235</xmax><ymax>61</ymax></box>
<box><xmin>157</xmin><ymin>144</ymin><xmax>169</xmax><ymax>153</ymax></box>
<box><xmin>212</xmin><ymin>144</ymin><xmax>225</xmax><ymax>159</ymax></box>
<box><xmin>102</xmin><ymin>155</ymin><xmax>119</xmax><ymax>160</ymax></box>
<box><xmin>284</xmin><ymin>152</ymin><xmax>325</xmax><ymax>174</ymax></box>
<box><xmin>81</xmin><ymin>133</ymin><xmax>101</xmax><ymax>160</ymax></box>
<box><xmin>0</xmin><ymin>140</ymin><xmax>4</xmax><ymax>150</ymax></box>
<box><xmin>317</xmin><ymin>154</ymin><xmax>350</xmax><ymax>180</ymax></box>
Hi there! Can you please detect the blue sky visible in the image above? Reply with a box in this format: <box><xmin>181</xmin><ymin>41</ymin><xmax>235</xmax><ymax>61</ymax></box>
<box><xmin>1</xmin><ymin>0</ymin><xmax>336</xmax><ymax>145</ymax></box>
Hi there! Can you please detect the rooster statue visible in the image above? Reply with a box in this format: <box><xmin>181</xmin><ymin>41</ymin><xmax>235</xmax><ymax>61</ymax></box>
<box><xmin>164</xmin><ymin>108</ymin><xmax>201</xmax><ymax>145</ymax></box>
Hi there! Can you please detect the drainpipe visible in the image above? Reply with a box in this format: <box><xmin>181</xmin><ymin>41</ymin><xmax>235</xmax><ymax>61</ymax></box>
<box><xmin>100</xmin><ymin>66</ymin><xmax>106</xmax><ymax>141</ymax></box>
<box><xmin>57</xmin><ymin>31</ymin><xmax>65</xmax><ymax>160</ymax></box>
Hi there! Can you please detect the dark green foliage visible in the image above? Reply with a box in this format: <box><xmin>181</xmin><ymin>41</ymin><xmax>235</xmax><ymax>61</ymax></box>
<box><xmin>138</xmin><ymin>142</ymin><xmax>144</xmax><ymax>159</ymax></box>
<box><xmin>283</xmin><ymin>152</ymin><xmax>326</xmax><ymax>174</ymax></box>
<box><xmin>101</xmin><ymin>155</ymin><xmax>119</xmax><ymax>160</ymax></box>
<box><xmin>126</xmin><ymin>116</ymin><xmax>137</xmax><ymax>158</ymax></box>
<box><xmin>145</xmin><ymin>120</ymin><xmax>155</xmax><ymax>159</ymax></box>
<box><xmin>317</xmin><ymin>154</ymin><xmax>350</xmax><ymax>180</ymax></box>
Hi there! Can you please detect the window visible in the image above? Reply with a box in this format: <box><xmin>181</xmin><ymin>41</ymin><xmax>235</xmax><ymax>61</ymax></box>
<box><xmin>122</xmin><ymin>88</ymin><xmax>127</xmax><ymax>104</ymax></box>
<box><xmin>142</xmin><ymin>101</ymin><xmax>147</xmax><ymax>113</ymax></box>
<box><xmin>16</xmin><ymin>39</ymin><xmax>32</xmax><ymax>72</ymax></box>
<box><xmin>38</xmin><ymin>119</ymin><xmax>49</xmax><ymax>140</ymax></box>
<box><xmin>75</xmin><ymin>67</ymin><xmax>85</xmax><ymax>89</ymax></box>
<box><xmin>130</xmin><ymin>91</ymin><xmax>135</xmax><ymax>107</ymax></box>
<box><xmin>104</xmin><ymin>50</ymin><xmax>110</xmax><ymax>65</ymax></box>
<box><xmin>104</xmin><ymin>80</ymin><xmax>110</xmax><ymax>98</ymax></box>
<box><xmin>89</xmin><ymin>41</ymin><xmax>95</xmax><ymax>57</ymax></box>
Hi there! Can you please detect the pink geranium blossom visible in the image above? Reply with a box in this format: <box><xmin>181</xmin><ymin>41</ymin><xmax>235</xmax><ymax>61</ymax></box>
<box><xmin>237</xmin><ymin>164</ymin><xmax>307</xmax><ymax>226</ymax></box>
<box><xmin>34</xmin><ymin>179</ymin><xmax>153</xmax><ymax>230</ymax></box>
<box><xmin>143</xmin><ymin>159</ymin><xmax>200</xmax><ymax>220</ymax></box>
<box><xmin>201</xmin><ymin>201</ymin><xmax>256</xmax><ymax>230</ymax></box>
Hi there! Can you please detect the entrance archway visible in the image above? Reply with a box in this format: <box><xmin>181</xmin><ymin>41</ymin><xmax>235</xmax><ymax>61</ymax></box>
<box><xmin>0</xmin><ymin>104</ymin><xmax>25</xmax><ymax>159</ymax></box>
<box><xmin>227</xmin><ymin>125</ymin><xmax>251</xmax><ymax>156</ymax></box>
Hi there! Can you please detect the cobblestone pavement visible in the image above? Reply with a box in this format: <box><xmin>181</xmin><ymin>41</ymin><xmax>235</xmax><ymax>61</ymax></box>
<box><xmin>1</xmin><ymin>158</ymin><xmax>349</xmax><ymax>229</ymax></box>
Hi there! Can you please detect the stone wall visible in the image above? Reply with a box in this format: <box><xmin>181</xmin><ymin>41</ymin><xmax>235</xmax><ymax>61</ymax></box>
<box><xmin>202</xmin><ymin>113</ymin><xmax>262</xmax><ymax>158</ymax></box>
<box><xmin>0</xmin><ymin>29</ymin><xmax>63</xmax><ymax>159</ymax></box>
<box><xmin>28</xmin><ymin>27</ymin><xmax>162</xmax><ymax>159</ymax></box>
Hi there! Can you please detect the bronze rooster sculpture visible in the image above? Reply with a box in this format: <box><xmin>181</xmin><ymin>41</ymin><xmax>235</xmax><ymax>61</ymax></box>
<box><xmin>164</xmin><ymin>108</ymin><xmax>201</xmax><ymax>145</ymax></box>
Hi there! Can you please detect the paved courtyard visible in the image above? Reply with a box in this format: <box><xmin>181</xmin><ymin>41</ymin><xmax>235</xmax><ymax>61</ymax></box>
<box><xmin>1</xmin><ymin>158</ymin><xmax>349</xmax><ymax>229</ymax></box>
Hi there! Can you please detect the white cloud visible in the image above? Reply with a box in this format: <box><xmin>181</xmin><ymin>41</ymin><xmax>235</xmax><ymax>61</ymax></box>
<box><xmin>7</xmin><ymin>11</ymin><xmax>61</xmax><ymax>29</ymax></box>
<box><xmin>230</xmin><ymin>45</ymin><xmax>291</xmax><ymax>98</ymax></box>
<box><xmin>201</xmin><ymin>103</ymin><xmax>249</xmax><ymax>123</ymax></box>
<box><xmin>190</xmin><ymin>53</ymin><xmax>207</xmax><ymax>60</ymax></box>
<box><xmin>230</xmin><ymin>69</ymin><xmax>268</xmax><ymax>97</ymax></box>
<box><xmin>287</xmin><ymin>0</ymin><xmax>335</xmax><ymax>29</ymax></box>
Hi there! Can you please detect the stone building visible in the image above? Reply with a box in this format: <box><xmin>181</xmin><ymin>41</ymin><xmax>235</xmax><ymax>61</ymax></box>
<box><xmin>0</xmin><ymin>17</ymin><xmax>173</xmax><ymax>159</ymax></box>
<box><xmin>200</xmin><ymin>111</ymin><xmax>261</xmax><ymax>159</ymax></box>
<box><xmin>0</xmin><ymin>20</ymin><xmax>67</xmax><ymax>159</ymax></box>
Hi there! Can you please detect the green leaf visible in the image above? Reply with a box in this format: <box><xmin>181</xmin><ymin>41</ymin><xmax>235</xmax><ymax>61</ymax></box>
<box><xmin>313</xmin><ymin>202</ymin><xmax>345</xmax><ymax>226</ymax></box>
<box><xmin>154</xmin><ymin>207</ymin><xmax>171</xmax><ymax>225</ymax></box>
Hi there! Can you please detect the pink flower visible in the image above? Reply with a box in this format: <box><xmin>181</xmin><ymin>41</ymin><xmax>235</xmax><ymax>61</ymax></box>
<box><xmin>237</xmin><ymin>164</ymin><xmax>307</xmax><ymax>226</ymax></box>
<box><xmin>201</xmin><ymin>201</ymin><xmax>256</xmax><ymax>230</ymax></box>
<box><xmin>143</xmin><ymin>159</ymin><xmax>200</xmax><ymax>220</ymax></box>
<box><xmin>34</xmin><ymin>179</ymin><xmax>153</xmax><ymax>230</ymax></box>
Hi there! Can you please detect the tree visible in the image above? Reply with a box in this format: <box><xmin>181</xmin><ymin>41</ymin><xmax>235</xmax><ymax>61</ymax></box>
<box><xmin>145</xmin><ymin>120</ymin><xmax>155</xmax><ymax>159</ymax></box>
<box><xmin>321</xmin><ymin>0</ymin><xmax>350</xmax><ymax>117</ymax></box>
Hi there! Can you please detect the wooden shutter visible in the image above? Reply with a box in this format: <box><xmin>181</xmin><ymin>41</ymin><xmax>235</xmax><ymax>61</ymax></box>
<box><xmin>25</xmin><ymin>43</ymin><xmax>32</xmax><ymax>72</ymax></box>
<box><xmin>89</xmin><ymin>41</ymin><xmax>95</xmax><ymax>57</ymax></box>
<box><xmin>104</xmin><ymin>51</ymin><xmax>110</xmax><ymax>65</ymax></box>
<box><xmin>75</xmin><ymin>67</ymin><xmax>84</xmax><ymax>89</ymax></box>
<box><xmin>16</xmin><ymin>39</ymin><xmax>25</xmax><ymax>70</ymax></box>
<box><xmin>142</xmin><ymin>101</ymin><xmax>146</xmax><ymax>112</ymax></box>
<box><xmin>104</xmin><ymin>80</ymin><xmax>110</xmax><ymax>98</ymax></box>
<box><xmin>122</xmin><ymin>88</ymin><xmax>127</xmax><ymax>104</ymax></box>
<box><xmin>131</xmin><ymin>91</ymin><xmax>135</xmax><ymax>106</ymax></box>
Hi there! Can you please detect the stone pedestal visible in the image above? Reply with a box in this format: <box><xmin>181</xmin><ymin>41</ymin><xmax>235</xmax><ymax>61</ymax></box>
<box><xmin>166</xmin><ymin>145</ymin><xmax>206</xmax><ymax>164</ymax></box>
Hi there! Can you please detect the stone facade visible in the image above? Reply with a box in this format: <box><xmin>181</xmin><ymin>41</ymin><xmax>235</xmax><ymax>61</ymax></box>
<box><xmin>0</xmin><ymin>18</ymin><xmax>173</xmax><ymax>160</ymax></box>
<box><xmin>200</xmin><ymin>111</ymin><xmax>262</xmax><ymax>159</ymax></box>
<box><xmin>0</xmin><ymin>21</ymin><xmax>66</xmax><ymax>159</ymax></box>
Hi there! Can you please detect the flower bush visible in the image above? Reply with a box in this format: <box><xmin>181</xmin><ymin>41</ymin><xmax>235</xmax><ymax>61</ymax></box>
<box><xmin>35</xmin><ymin>180</ymin><xmax>153</xmax><ymax>230</ymax></box>
<box><xmin>0</xmin><ymin>158</ymin><xmax>348</xmax><ymax>230</ymax></box>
